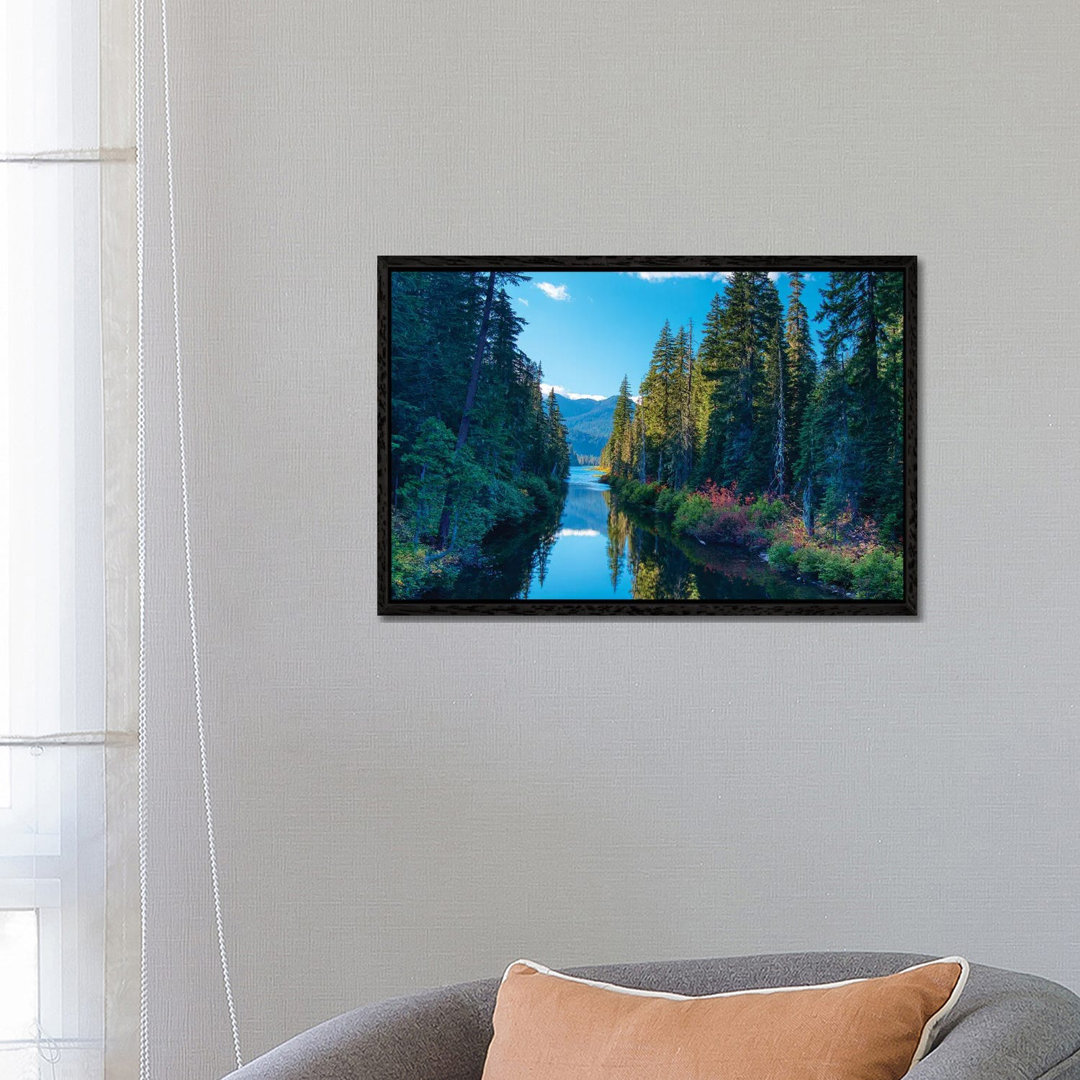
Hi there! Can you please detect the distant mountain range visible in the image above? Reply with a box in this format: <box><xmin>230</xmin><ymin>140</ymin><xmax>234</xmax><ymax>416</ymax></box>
<box><xmin>553</xmin><ymin>392</ymin><xmax>632</xmax><ymax>465</ymax></box>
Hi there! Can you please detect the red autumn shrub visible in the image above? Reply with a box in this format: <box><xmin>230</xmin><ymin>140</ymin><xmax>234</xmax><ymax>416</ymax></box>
<box><xmin>699</xmin><ymin>479</ymin><xmax>741</xmax><ymax>510</ymax></box>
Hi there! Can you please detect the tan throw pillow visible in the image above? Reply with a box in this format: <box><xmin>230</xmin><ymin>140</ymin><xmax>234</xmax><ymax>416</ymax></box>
<box><xmin>481</xmin><ymin>956</ymin><xmax>968</xmax><ymax>1080</ymax></box>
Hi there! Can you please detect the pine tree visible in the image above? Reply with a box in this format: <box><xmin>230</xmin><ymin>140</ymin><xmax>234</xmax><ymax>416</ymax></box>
<box><xmin>389</xmin><ymin>269</ymin><xmax>568</xmax><ymax>565</ymax></box>
<box><xmin>811</xmin><ymin>269</ymin><xmax>902</xmax><ymax>533</ymax></box>
<box><xmin>390</xmin><ymin>270</ymin><xmax>479</xmax><ymax>475</ymax></box>
<box><xmin>671</xmin><ymin>324</ymin><xmax>695</xmax><ymax>488</ymax></box>
<box><xmin>784</xmin><ymin>271</ymin><xmax>817</xmax><ymax>499</ymax></box>
<box><xmin>769</xmin><ymin>310</ymin><xmax>787</xmax><ymax>496</ymax></box>
<box><xmin>700</xmin><ymin>271</ymin><xmax>773</xmax><ymax>492</ymax></box>
<box><xmin>638</xmin><ymin>321</ymin><xmax>679</xmax><ymax>482</ymax></box>
<box><xmin>809</xmin><ymin>271</ymin><xmax>858</xmax><ymax>527</ymax></box>
<box><xmin>473</xmin><ymin>286</ymin><xmax>533</xmax><ymax>473</ymax></box>
<box><xmin>601</xmin><ymin>375</ymin><xmax>635</xmax><ymax>477</ymax></box>
<box><xmin>693</xmin><ymin>291</ymin><xmax>729</xmax><ymax>484</ymax></box>
<box><xmin>872</xmin><ymin>271</ymin><xmax>905</xmax><ymax>539</ymax></box>
<box><xmin>752</xmin><ymin>274</ymin><xmax>785</xmax><ymax>495</ymax></box>
<box><xmin>631</xmin><ymin>408</ymin><xmax>647</xmax><ymax>482</ymax></box>
<box><xmin>545</xmin><ymin>388</ymin><xmax>571</xmax><ymax>481</ymax></box>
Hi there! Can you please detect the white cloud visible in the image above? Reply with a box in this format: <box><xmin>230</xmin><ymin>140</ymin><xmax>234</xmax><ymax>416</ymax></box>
<box><xmin>628</xmin><ymin>271</ymin><xmax>731</xmax><ymax>283</ymax></box>
<box><xmin>627</xmin><ymin>270</ymin><xmax>794</xmax><ymax>283</ymax></box>
<box><xmin>535</xmin><ymin>281</ymin><xmax>570</xmax><ymax>301</ymax></box>
<box><xmin>515</xmin><ymin>295</ymin><xmax>529</xmax><ymax>306</ymax></box>
<box><xmin>557</xmin><ymin>528</ymin><xmax>600</xmax><ymax>538</ymax></box>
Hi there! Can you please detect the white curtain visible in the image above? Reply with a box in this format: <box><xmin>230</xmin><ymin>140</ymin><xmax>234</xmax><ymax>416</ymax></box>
<box><xmin>1</xmin><ymin>2</ymin><xmax>137</xmax><ymax>1078</ymax></box>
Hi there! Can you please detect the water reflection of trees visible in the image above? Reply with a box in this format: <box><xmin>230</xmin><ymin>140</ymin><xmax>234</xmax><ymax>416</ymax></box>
<box><xmin>522</xmin><ymin>524</ymin><xmax>558</xmax><ymax>597</ymax></box>
<box><xmin>605</xmin><ymin>491</ymin><xmax>698</xmax><ymax>600</ymax></box>
<box><xmin>431</xmin><ymin>475</ymin><xmax>835</xmax><ymax>602</ymax></box>
<box><xmin>604</xmin><ymin>491</ymin><xmax>631</xmax><ymax>592</ymax></box>
<box><xmin>426</xmin><ymin>495</ymin><xmax>564</xmax><ymax>600</ymax></box>
<box><xmin>611</xmin><ymin>495</ymin><xmax>831</xmax><ymax>602</ymax></box>
<box><xmin>628</xmin><ymin>527</ymin><xmax>701</xmax><ymax>600</ymax></box>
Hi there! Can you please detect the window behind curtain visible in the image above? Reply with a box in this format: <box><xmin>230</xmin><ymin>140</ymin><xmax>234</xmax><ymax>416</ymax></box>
<box><xmin>1</xmin><ymin>2</ymin><xmax>121</xmax><ymax>1077</ymax></box>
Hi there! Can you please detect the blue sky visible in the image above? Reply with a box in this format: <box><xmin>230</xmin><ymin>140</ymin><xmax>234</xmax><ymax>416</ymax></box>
<box><xmin>513</xmin><ymin>271</ymin><xmax>827</xmax><ymax>401</ymax></box>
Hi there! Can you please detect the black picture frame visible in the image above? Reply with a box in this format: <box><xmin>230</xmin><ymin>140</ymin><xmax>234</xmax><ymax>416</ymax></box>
<box><xmin>378</xmin><ymin>256</ymin><xmax>916</xmax><ymax>616</ymax></box>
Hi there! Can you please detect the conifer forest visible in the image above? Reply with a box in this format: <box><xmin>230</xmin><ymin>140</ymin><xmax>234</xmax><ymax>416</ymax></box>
<box><xmin>386</xmin><ymin>268</ymin><xmax>908</xmax><ymax>605</ymax></box>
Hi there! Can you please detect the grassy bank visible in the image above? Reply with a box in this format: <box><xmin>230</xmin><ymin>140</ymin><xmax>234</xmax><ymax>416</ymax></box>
<box><xmin>604</xmin><ymin>475</ymin><xmax>903</xmax><ymax>600</ymax></box>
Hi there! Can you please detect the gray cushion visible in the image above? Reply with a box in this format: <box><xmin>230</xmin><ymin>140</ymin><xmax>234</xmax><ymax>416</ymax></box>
<box><xmin>222</xmin><ymin>952</ymin><xmax>1080</xmax><ymax>1079</ymax></box>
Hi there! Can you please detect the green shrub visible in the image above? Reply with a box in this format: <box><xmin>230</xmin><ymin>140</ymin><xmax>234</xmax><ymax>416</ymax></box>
<box><xmin>673</xmin><ymin>493</ymin><xmax>711</xmax><ymax>535</ymax></box>
<box><xmin>751</xmin><ymin>495</ymin><xmax>787</xmax><ymax>527</ymax></box>
<box><xmin>656</xmin><ymin>488</ymin><xmax>681</xmax><ymax>516</ymax></box>
<box><xmin>878</xmin><ymin>510</ymin><xmax>902</xmax><ymax>545</ymax></box>
<box><xmin>613</xmin><ymin>478</ymin><xmax>656</xmax><ymax>508</ymax></box>
<box><xmin>767</xmin><ymin>540</ymin><xmax>798</xmax><ymax>572</ymax></box>
<box><xmin>795</xmin><ymin>544</ymin><xmax>826</xmax><ymax>576</ymax></box>
<box><xmin>517</xmin><ymin>473</ymin><xmax>562</xmax><ymax>515</ymax></box>
<box><xmin>491</xmin><ymin>479</ymin><xmax>532</xmax><ymax>524</ymax></box>
<box><xmin>390</xmin><ymin>535</ymin><xmax>458</xmax><ymax>599</ymax></box>
<box><xmin>816</xmin><ymin>549</ymin><xmax>856</xmax><ymax>589</ymax></box>
<box><xmin>788</xmin><ymin>542</ymin><xmax>856</xmax><ymax>589</ymax></box>
<box><xmin>852</xmin><ymin>547</ymin><xmax>904</xmax><ymax>599</ymax></box>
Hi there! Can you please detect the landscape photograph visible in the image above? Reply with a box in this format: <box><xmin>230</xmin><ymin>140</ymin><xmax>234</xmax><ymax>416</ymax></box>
<box><xmin>379</xmin><ymin>259</ymin><xmax>914</xmax><ymax>614</ymax></box>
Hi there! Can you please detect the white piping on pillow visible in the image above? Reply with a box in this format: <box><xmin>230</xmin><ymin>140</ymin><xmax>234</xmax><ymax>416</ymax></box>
<box><xmin>502</xmin><ymin>956</ymin><xmax>970</xmax><ymax>1069</ymax></box>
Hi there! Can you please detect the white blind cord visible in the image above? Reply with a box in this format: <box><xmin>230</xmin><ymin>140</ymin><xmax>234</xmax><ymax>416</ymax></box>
<box><xmin>134</xmin><ymin>0</ymin><xmax>151</xmax><ymax>1074</ymax></box>
<box><xmin>135</xmin><ymin>0</ymin><xmax>244</xmax><ymax>1070</ymax></box>
<box><xmin>159</xmin><ymin>0</ymin><xmax>244</xmax><ymax>1064</ymax></box>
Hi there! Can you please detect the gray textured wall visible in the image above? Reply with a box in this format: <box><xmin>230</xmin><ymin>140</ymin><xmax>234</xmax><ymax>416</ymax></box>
<box><xmin>140</xmin><ymin>2</ymin><xmax>1080</xmax><ymax>1076</ymax></box>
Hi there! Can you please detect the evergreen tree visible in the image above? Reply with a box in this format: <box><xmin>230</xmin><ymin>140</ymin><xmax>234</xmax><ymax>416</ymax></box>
<box><xmin>809</xmin><ymin>269</ymin><xmax>903</xmax><ymax>535</ymax></box>
<box><xmin>807</xmin><ymin>272</ymin><xmax>857</xmax><ymax>527</ymax></box>
<box><xmin>472</xmin><ymin>286</ymin><xmax>532</xmax><ymax>473</ymax></box>
<box><xmin>873</xmin><ymin>271</ymin><xmax>905</xmax><ymax>539</ymax></box>
<box><xmin>693</xmin><ymin>290</ymin><xmax>729</xmax><ymax>484</ymax></box>
<box><xmin>631</xmin><ymin>408</ymin><xmax>647</xmax><ymax>482</ymax></box>
<box><xmin>390</xmin><ymin>270</ymin><xmax>479</xmax><ymax>481</ymax></box>
<box><xmin>601</xmin><ymin>375</ymin><xmax>635</xmax><ymax>477</ymax></box>
<box><xmin>544</xmin><ymin>388</ymin><xmax>571</xmax><ymax>481</ymax></box>
<box><xmin>768</xmin><ymin>310</ymin><xmax>787</xmax><ymax>496</ymax></box>
<box><xmin>697</xmin><ymin>271</ymin><xmax>774</xmax><ymax>492</ymax></box>
<box><xmin>785</xmin><ymin>271</ymin><xmax>817</xmax><ymax>499</ymax></box>
<box><xmin>437</xmin><ymin>270</ymin><xmax>499</xmax><ymax>546</ymax></box>
<box><xmin>671</xmin><ymin>323</ymin><xmax>695</xmax><ymax>488</ymax></box>
<box><xmin>638</xmin><ymin>320</ymin><xmax>679</xmax><ymax>482</ymax></box>
<box><xmin>721</xmin><ymin>272</ymin><xmax>757</xmax><ymax>487</ymax></box>
<box><xmin>389</xmin><ymin>270</ymin><xmax>570</xmax><ymax>571</ymax></box>
<box><xmin>752</xmin><ymin>274</ymin><xmax>785</xmax><ymax>495</ymax></box>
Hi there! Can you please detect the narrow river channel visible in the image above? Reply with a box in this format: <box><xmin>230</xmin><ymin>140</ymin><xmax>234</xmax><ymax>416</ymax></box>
<box><xmin>447</xmin><ymin>466</ymin><xmax>835</xmax><ymax>602</ymax></box>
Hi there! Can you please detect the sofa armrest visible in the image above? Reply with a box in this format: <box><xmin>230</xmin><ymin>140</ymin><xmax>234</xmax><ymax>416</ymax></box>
<box><xmin>909</xmin><ymin>966</ymin><xmax>1080</xmax><ymax>1080</ymax></box>
<box><xmin>221</xmin><ymin>979</ymin><xmax>496</xmax><ymax>1080</ymax></box>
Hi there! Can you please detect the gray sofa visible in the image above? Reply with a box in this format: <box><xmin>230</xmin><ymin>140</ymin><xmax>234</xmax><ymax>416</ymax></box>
<box><xmin>223</xmin><ymin>952</ymin><xmax>1080</xmax><ymax>1079</ymax></box>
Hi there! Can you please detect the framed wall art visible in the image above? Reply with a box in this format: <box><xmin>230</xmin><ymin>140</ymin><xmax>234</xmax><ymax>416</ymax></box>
<box><xmin>378</xmin><ymin>257</ymin><xmax>916</xmax><ymax>616</ymax></box>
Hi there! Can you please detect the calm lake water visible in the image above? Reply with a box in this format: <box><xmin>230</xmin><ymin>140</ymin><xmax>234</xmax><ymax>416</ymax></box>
<box><xmin>446</xmin><ymin>466</ymin><xmax>834</xmax><ymax>602</ymax></box>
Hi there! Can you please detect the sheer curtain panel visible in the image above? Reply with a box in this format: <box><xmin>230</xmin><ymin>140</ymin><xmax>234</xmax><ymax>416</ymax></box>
<box><xmin>1</xmin><ymin>1</ymin><xmax>138</xmax><ymax>1078</ymax></box>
